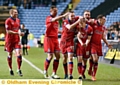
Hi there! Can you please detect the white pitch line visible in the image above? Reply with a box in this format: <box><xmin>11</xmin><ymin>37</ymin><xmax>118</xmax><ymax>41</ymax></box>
<box><xmin>22</xmin><ymin>56</ymin><xmax>44</xmax><ymax>74</ymax></box>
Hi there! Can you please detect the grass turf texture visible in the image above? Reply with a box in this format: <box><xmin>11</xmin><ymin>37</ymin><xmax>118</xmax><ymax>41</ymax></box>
<box><xmin>0</xmin><ymin>46</ymin><xmax>120</xmax><ymax>85</ymax></box>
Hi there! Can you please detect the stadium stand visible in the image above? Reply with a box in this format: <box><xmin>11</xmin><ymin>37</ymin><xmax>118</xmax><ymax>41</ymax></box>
<box><xmin>105</xmin><ymin>7</ymin><xmax>120</xmax><ymax>27</ymax></box>
<box><xmin>18</xmin><ymin>0</ymin><xmax>71</xmax><ymax>38</ymax></box>
<box><xmin>91</xmin><ymin>0</ymin><xmax>120</xmax><ymax>18</ymax></box>
<box><xmin>74</xmin><ymin>0</ymin><xmax>105</xmax><ymax>16</ymax></box>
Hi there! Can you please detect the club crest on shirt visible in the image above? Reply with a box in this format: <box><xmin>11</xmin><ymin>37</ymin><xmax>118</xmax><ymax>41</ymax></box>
<box><xmin>94</xmin><ymin>25</ymin><xmax>97</xmax><ymax>28</ymax></box>
<box><xmin>11</xmin><ymin>22</ymin><xmax>14</xmax><ymax>25</ymax></box>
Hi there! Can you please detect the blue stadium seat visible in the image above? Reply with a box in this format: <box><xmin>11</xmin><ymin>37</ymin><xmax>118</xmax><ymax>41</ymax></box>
<box><xmin>105</xmin><ymin>7</ymin><xmax>120</xmax><ymax>27</ymax></box>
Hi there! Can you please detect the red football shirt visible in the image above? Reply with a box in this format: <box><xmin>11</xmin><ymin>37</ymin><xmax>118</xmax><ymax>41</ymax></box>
<box><xmin>89</xmin><ymin>20</ymin><xmax>105</xmax><ymax>45</ymax></box>
<box><xmin>5</xmin><ymin>17</ymin><xmax>20</xmax><ymax>43</ymax></box>
<box><xmin>45</xmin><ymin>16</ymin><xmax>59</xmax><ymax>38</ymax></box>
<box><xmin>61</xmin><ymin>17</ymin><xmax>79</xmax><ymax>42</ymax></box>
<box><xmin>79</xmin><ymin>24</ymin><xmax>93</xmax><ymax>43</ymax></box>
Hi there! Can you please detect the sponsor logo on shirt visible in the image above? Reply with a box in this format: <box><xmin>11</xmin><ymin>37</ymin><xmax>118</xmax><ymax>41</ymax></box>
<box><xmin>11</xmin><ymin>22</ymin><xmax>14</xmax><ymax>25</ymax></box>
<box><xmin>95</xmin><ymin>30</ymin><xmax>103</xmax><ymax>35</ymax></box>
<box><xmin>53</xmin><ymin>24</ymin><xmax>58</xmax><ymax>29</ymax></box>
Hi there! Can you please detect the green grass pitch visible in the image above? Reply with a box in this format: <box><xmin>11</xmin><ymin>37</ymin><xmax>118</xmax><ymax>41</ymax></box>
<box><xmin>0</xmin><ymin>46</ymin><xmax>120</xmax><ymax>85</ymax></box>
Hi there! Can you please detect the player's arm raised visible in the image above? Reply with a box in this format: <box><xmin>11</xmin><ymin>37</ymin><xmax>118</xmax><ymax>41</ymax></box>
<box><xmin>66</xmin><ymin>16</ymin><xmax>81</xmax><ymax>30</ymax></box>
<box><xmin>51</xmin><ymin>12</ymin><xmax>69</xmax><ymax>22</ymax></box>
<box><xmin>85</xmin><ymin>18</ymin><xmax>95</xmax><ymax>25</ymax></box>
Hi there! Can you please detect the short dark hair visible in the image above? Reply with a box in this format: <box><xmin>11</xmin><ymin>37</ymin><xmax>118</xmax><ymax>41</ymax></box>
<box><xmin>69</xmin><ymin>10</ymin><xmax>74</xmax><ymax>13</ymax></box>
<box><xmin>83</xmin><ymin>10</ymin><xmax>90</xmax><ymax>13</ymax></box>
<box><xmin>50</xmin><ymin>5</ymin><xmax>57</xmax><ymax>9</ymax></box>
<box><xmin>21</xmin><ymin>23</ymin><xmax>25</xmax><ymax>27</ymax></box>
<box><xmin>97</xmin><ymin>14</ymin><xmax>104</xmax><ymax>19</ymax></box>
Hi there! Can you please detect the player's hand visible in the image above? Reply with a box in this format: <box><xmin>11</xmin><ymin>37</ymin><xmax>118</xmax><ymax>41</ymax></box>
<box><xmin>108</xmin><ymin>44</ymin><xmax>112</xmax><ymax>49</ymax></box>
<box><xmin>81</xmin><ymin>43</ymin><xmax>86</xmax><ymax>47</ymax></box>
<box><xmin>20</xmin><ymin>32</ymin><xmax>24</xmax><ymax>36</ymax></box>
<box><xmin>62</xmin><ymin>12</ymin><xmax>69</xmax><ymax>17</ymax></box>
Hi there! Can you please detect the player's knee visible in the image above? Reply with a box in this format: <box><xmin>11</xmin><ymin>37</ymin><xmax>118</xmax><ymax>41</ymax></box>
<box><xmin>16</xmin><ymin>53</ymin><xmax>21</xmax><ymax>57</ymax></box>
<box><xmin>63</xmin><ymin>58</ymin><xmax>67</xmax><ymax>63</ymax></box>
<box><xmin>93</xmin><ymin>58</ymin><xmax>98</xmax><ymax>63</ymax></box>
<box><xmin>47</xmin><ymin>54</ymin><xmax>53</xmax><ymax>60</ymax></box>
<box><xmin>69</xmin><ymin>57</ymin><xmax>73</xmax><ymax>62</ymax></box>
<box><xmin>8</xmin><ymin>52</ymin><xmax>12</xmax><ymax>57</ymax></box>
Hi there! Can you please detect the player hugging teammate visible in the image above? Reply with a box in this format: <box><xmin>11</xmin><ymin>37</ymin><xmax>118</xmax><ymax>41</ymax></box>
<box><xmin>42</xmin><ymin>5</ymin><xmax>112</xmax><ymax>81</ymax></box>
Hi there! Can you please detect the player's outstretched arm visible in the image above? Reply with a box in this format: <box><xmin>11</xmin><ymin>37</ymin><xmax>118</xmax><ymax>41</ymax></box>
<box><xmin>102</xmin><ymin>32</ymin><xmax>112</xmax><ymax>49</ymax></box>
<box><xmin>51</xmin><ymin>12</ymin><xmax>69</xmax><ymax>22</ymax></box>
<box><xmin>66</xmin><ymin>16</ymin><xmax>81</xmax><ymax>30</ymax></box>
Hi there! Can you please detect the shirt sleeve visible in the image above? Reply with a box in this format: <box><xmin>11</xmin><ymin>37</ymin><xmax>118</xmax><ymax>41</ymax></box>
<box><xmin>5</xmin><ymin>19</ymin><xmax>11</xmax><ymax>30</ymax></box>
<box><xmin>46</xmin><ymin>16</ymin><xmax>52</xmax><ymax>28</ymax></box>
<box><xmin>87</xmin><ymin>25</ymin><xmax>93</xmax><ymax>36</ymax></box>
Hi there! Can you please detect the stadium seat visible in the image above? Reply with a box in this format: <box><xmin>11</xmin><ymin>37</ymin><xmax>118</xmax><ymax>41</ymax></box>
<box><xmin>75</xmin><ymin>0</ymin><xmax>105</xmax><ymax>16</ymax></box>
<box><xmin>105</xmin><ymin>7</ymin><xmax>120</xmax><ymax>27</ymax></box>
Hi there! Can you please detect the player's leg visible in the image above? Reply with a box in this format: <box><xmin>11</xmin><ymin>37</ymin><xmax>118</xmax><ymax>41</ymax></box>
<box><xmin>24</xmin><ymin>44</ymin><xmax>28</xmax><ymax>55</ymax></box>
<box><xmin>68</xmin><ymin>52</ymin><xmax>74</xmax><ymax>79</ymax></box>
<box><xmin>91</xmin><ymin>46</ymin><xmax>102</xmax><ymax>81</ymax></box>
<box><xmin>62</xmin><ymin>54</ymin><xmax>68</xmax><ymax>79</ymax></box>
<box><xmin>24</xmin><ymin>39</ymin><xmax>28</xmax><ymax>55</ymax></box>
<box><xmin>44</xmin><ymin>53</ymin><xmax>53</xmax><ymax>78</ymax></box>
<box><xmin>43</xmin><ymin>37</ymin><xmax>54</xmax><ymax>78</ymax></box>
<box><xmin>5</xmin><ymin>42</ymin><xmax>14</xmax><ymax>75</ymax></box>
<box><xmin>91</xmin><ymin>53</ymin><xmax>99</xmax><ymax>81</ymax></box>
<box><xmin>14</xmin><ymin>42</ymin><xmax>23</xmax><ymax>76</ymax></box>
<box><xmin>82</xmin><ymin>58</ymin><xmax>87</xmax><ymax>79</ymax></box>
<box><xmin>76</xmin><ymin>44</ymin><xmax>83</xmax><ymax>79</ymax></box>
<box><xmin>7</xmin><ymin>52</ymin><xmax>14</xmax><ymax>75</ymax></box>
<box><xmin>88</xmin><ymin>56</ymin><xmax>94</xmax><ymax>76</ymax></box>
<box><xmin>14</xmin><ymin>48</ymin><xmax>23</xmax><ymax>76</ymax></box>
<box><xmin>77</xmin><ymin>55</ymin><xmax>83</xmax><ymax>80</ymax></box>
<box><xmin>60</xmin><ymin>40</ymin><xmax>68</xmax><ymax>79</ymax></box>
<box><xmin>73</xmin><ymin>37</ymin><xmax>78</xmax><ymax>57</ymax></box>
<box><xmin>21</xmin><ymin>39</ymin><xmax>25</xmax><ymax>55</ymax></box>
<box><xmin>51</xmin><ymin>39</ymin><xmax>61</xmax><ymax>79</ymax></box>
<box><xmin>51</xmin><ymin>51</ymin><xmax>60</xmax><ymax>79</ymax></box>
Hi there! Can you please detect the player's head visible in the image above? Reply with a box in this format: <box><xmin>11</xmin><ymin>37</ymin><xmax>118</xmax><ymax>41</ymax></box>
<box><xmin>21</xmin><ymin>24</ymin><xmax>25</xmax><ymax>29</ymax></box>
<box><xmin>68</xmin><ymin>10</ymin><xmax>75</xmax><ymax>22</ymax></box>
<box><xmin>9</xmin><ymin>9</ymin><xmax>18</xmax><ymax>18</ymax></box>
<box><xmin>50</xmin><ymin>5</ymin><xmax>58</xmax><ymax>17</ymax></box>
<box><xmin>83</xmin><ymin>10</ymin><xmax>91</xmax><ymax>20</ymax></box>
<box><xmin>80</xmin><ymin>18</ymin><xmax>86</xmax><ymax>28</ymax></box>
<box><xmin>97</xmin><ymin>14</ymin><xmax>106</xmax><ymax>25</ymax></box>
